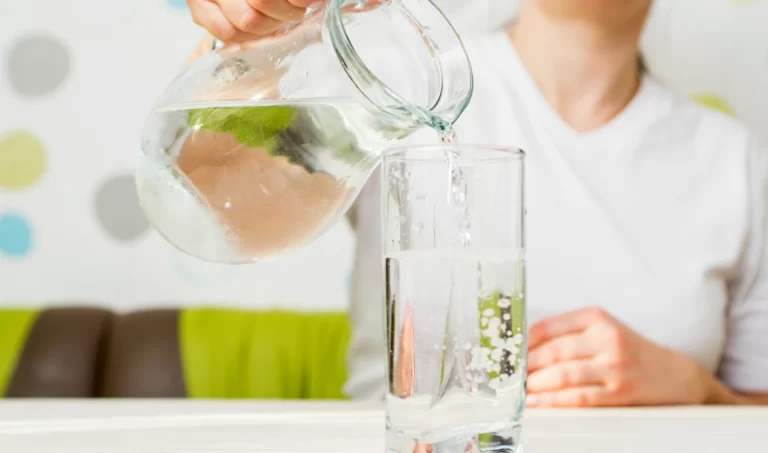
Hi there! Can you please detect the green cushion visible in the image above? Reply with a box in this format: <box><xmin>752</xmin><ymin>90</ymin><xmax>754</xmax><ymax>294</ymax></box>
<box><xmin>0</xmin><ymin>309</ymin><xmax>39</xmax><ymax>396</ymax></box>
<box><xmin>179</xmin><ymin>308</ymin><xmax>351</xmax><ymax>399</ymax></box>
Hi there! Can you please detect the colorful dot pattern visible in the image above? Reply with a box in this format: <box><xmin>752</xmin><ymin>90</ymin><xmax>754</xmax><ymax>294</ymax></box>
<box><xmin>6</xmin><ymin>35</ymin><xmax>70</xmax><ymax>97</ymax></box>
<box><xmin>693</xmin><ymin>94</ymin><xmax>737</xmax><ymax>117</ymax></box>
<box><xmin>0</xmin><ymin>131</ymin><xmax>47</xmax><ymax>190</ymax></box>
<box><xmin>0</xmin><ymin>213</ymin><xmax>33</xmax><ymax>258</ymax></box>
<box><xmin>0</xmin><ymin>130</ymin><xmax>44</xmax><ymax>259</ymax></box>
<box><xmin>94</xmin><ymin>174</ymin><xmax>150</xmax><ymax>241</ymax></box>
<box><xmin>167</xmin><ymin>0</ymin><xmax>189</xmax><ymax>10</ymax></box>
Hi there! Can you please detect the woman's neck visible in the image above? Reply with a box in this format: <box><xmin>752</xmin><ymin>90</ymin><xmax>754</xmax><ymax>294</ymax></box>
<box><xmin>508</xmin><ymin>3</ymin><xmax>649</xmax><ymax>132</ymax></box>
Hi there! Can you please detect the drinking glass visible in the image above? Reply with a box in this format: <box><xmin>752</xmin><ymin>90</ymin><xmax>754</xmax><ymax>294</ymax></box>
<box><xmin>383</xmin><ymin>145</ymin><xmax>526</xmax><ymax>453</ymax></box>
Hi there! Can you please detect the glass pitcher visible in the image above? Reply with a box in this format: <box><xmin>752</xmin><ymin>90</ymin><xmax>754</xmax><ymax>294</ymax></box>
<box><xmin>136</xmin><ymin>0</ymin><xmax>473</xmax><ymax>263</ymax></box>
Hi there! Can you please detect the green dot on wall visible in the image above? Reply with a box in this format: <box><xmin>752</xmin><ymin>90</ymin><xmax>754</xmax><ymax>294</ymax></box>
<box><xmin>693</xmin><ymin>94</ymin><xmax>736</xmax><ymax>117</ymax></box>
<box><xmin>0</xmin><ymin>131</ymin><xmax>47</xmax><ymax>190</ymax></box>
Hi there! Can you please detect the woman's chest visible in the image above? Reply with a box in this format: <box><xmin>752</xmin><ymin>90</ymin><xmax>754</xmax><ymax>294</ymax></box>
<box><xmin>524</xmin><ymin>207</ymin><xmax>729</xmax><ymax>371</ymax></box>
<box><xmin>438</xmin><ymin>75</ymin><xmax>743</xmax><ymax>371</ymax></box>
<box><xmin>517</xmin><ymin>145</ymin><xmax>740</xmax><ymax>372</ymax></box>
<box><xmin>454</xmin><ymin>103</ymin><xmax>731</xmax><ymax>372</ymax></box>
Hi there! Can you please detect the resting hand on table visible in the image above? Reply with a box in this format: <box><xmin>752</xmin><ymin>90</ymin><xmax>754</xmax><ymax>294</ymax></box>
<box><xmin>526</xmin><ymin>307</ymin><xmax>712</xmax><ymax>407</ymax></box>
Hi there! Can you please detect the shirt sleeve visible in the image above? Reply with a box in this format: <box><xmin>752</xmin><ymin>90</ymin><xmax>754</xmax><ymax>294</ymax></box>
<box><xmin>720</xmin><ymin>136</ymin><xmax>768</xmax><ymax>393</ymax></box>
<box><xmin>343</xmin><ymin>129</ymin><xmax>441</xmax><ymax>400</ymax></box>
<box><xmin>343</xmin><ymin>166</ymin><xmax>388</xmax><ymax>400</ymax></box>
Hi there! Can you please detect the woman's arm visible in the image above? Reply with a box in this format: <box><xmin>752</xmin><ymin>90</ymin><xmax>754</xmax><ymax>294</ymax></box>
<box><xmin>716</xmin><ymin>135</ymin><xmax>768</xmax><ymax>404</ymax></box>
<box><xmin>700</xmin><ymin>374</ymin><xmax>768</xmax><ymax>405</ymax></box>
<box><xmin>524</xmin><ymin>307</ymin><xmax>763</xmax><ymax>408</ymax></box>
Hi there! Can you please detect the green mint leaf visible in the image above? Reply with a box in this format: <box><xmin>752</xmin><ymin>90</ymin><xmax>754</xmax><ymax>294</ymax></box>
<box><xmin>188</xmin><ymin>105</ymin><xmax>295</xmax><ymax>152</ymax></box>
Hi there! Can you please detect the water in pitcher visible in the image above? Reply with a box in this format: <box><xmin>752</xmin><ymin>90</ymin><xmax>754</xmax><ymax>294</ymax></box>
<box><xmin>385</xmin><ymin>250</ymin><xmax>526</xmax><ymax>453</ymax></box>
<box><xmin>134</xmin><ymin>0</ymin><xmax>476</xmax><ymax>263</ymax></box>
<box><xmin>136</xmin><ymin>98</ymin><xmax>412</xmax><ymax>262</ymax></box>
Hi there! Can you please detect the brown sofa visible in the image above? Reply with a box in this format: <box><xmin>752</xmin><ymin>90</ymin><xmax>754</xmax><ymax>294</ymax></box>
<box><xmin>4</xmin><ymin>307</ymin><xmax>112</xmax><ymax>398</ymax></box>
<box><xmin>1</xmin><ymin>306</ymin><xmax>350</xmax><ymax>399</ymax></box>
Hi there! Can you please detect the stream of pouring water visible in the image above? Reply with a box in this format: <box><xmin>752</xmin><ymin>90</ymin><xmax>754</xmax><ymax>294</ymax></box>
<box><xmin>437</xmin><ymin>127</ymin><xmax>471</xmax><ymax>248</ymax></box>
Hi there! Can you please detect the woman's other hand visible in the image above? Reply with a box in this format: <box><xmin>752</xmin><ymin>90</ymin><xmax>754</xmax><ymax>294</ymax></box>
<box><xmin>187</xmin><ymin>0</ymin><xmax>320</xmax><ymax>43</ymax></box>
<box><xmin>526</xmin><ymin>307</ymin><xmax>714</xmax><ymax>407</ymax></box>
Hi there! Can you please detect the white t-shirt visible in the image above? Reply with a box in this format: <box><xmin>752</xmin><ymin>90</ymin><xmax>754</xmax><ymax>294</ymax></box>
<box><xmin>344</xmin><ymin>31</ymin><xmax>768</xmax><ymax>399</ymax></box>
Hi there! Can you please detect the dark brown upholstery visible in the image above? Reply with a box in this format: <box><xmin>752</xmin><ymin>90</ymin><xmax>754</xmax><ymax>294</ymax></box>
<box><xmin>99</xmin><ymin>309</ymin><xmax>185</xmax><ymax>397</ymax></box>
<box><xmin>6</xmin><ymin>307</ymin><xmax>113</xmax><ymax>398</ymax></box>
<box><xmin>5</xmin><ymin>307</ymin><xmax>348</xmax><ymax>399</ymax></box>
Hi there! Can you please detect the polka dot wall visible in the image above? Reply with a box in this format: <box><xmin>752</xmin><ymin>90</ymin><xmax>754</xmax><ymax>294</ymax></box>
<box><xmin>0</xmin><ymin>0</ymin><xmax>355</xmax><ymax>310</ymax></box>
<box><xmin>0</xmin><ymin>0</ymin><xmax>766</xmax><ymax>310</ymax></box>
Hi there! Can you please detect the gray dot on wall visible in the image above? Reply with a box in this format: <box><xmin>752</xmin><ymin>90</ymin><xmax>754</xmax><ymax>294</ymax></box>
<box><xmin>95</xmin><ymin>174</ymin><xmax>150</xmax><ymax>242</ymax></box>
<box><xmin>6</xmin><ymin>34</ymin><xmax>71</xmax><ymax>97</ymax></box>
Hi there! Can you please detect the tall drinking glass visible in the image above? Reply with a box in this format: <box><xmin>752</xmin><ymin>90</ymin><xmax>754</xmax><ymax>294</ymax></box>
<box><xmin>383</xmin><ymin>145</ymin><xmax>526</xmax><ymax>453</ymax></box>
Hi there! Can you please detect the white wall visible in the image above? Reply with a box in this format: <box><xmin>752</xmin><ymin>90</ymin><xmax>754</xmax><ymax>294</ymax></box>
<box><xmin>1</xmin><ymin>0</ymin><xmax>766</xmax><ymax>311</ymax></box>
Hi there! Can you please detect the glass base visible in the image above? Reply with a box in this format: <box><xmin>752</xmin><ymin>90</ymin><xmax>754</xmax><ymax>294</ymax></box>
<box><xmin>386</xmin><ymin>424</ymin><xmax>522</xmax><ymax>453</ymax></box>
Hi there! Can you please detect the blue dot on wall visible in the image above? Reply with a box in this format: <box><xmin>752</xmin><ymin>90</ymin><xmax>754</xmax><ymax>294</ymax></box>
<box><xmin>167</xmin><ymin>0</ymin><xmax>189</xmax><ymax>9</ymax></box>
<box><xmin>0</xmin><ymin>213</ymin><xmax>33</xmax><ymax>258</ymax></box>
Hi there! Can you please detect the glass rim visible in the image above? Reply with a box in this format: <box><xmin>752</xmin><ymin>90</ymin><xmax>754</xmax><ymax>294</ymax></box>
<box><xmin>383</xmin><ymin>144</ymin><xmax>525</xmax><ymax>163</ymax></box>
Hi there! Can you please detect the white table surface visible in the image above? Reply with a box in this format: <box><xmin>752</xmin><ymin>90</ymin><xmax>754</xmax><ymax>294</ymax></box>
<box><xmin>0</xmin><ymin>401</ymin><xmax>766</xmax><ymax>453</ymax></box>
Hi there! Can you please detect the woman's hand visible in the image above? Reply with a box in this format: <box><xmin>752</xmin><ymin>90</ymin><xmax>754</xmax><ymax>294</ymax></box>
<box><xmin>187</xmin><ymin>0</ymin><xmax>319</xmax><ymax>42</ymax></box>
<box><xmin>526</xmin><ymin>307</ymin><xmax>714</xmax><ymax>407</ymax></box>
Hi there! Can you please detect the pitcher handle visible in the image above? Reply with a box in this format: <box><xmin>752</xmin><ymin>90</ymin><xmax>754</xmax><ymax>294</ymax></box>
<box><xmin>211</xmin><ymin>38</ymin><xmax>225</xmax><ymax>51</ymax></box>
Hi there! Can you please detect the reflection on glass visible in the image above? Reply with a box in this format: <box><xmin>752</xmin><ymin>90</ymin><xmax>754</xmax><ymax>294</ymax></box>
<box><xmin>384</xmin><ymin>145</ymin><xmax>526</xmax><ymax>453</ymax></box>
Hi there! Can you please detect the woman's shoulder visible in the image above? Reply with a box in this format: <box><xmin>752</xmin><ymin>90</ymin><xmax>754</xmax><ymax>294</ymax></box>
<box><xmin>655</xmin><ymin>81</ymin><xmax>768</xmax><ymax>207</ymax></box>
<box><xmin>646</xmin><ymin>76</ymin><xmax>757</xmax><ymax>152</ymax></box>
